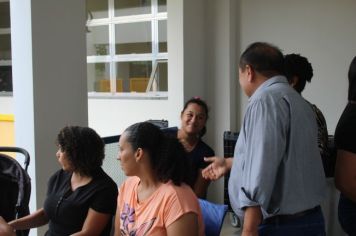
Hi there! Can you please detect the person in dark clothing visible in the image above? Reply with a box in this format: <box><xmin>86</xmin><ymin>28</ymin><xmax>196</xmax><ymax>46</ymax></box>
<box><xmin>284</xmin><ymin>53</ymin><xmax>331</xmax><ymax>176</ymax></box>
<box><xmin>7</xmin><ymin>126</ymin><xmax>118</xmax><ymax>235</ymax></box>
<box><xmin>334</xmin><ymin>56</ymin><xmax>356</xmax><ymax>236</ymax></box>
<box><xmin>177</xmin><ymin>97</ymin><xmax>215</xmax><ymax>199</ymax></box>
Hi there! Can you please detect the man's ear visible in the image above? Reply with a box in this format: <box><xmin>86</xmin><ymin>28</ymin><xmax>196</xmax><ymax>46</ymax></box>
<box><xmin>245</xmin><ymin>65</ymin><xmax>255</xmax><ymax>82</ymax></box>
<box><xmin>135</xmin><ymin>148</ymin><xmax>143</xmax><ymax>162</ymax></box>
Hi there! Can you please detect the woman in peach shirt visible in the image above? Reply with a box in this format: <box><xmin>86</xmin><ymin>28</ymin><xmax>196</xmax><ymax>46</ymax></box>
<box><xmin>114</xmin><ymin>122</ymin><xmax>204</xmax><ymax>236</ymax></box>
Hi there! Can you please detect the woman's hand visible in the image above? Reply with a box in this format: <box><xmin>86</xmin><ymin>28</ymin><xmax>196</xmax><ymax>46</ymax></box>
<box><xmin>0</xmin><ymin>216</ymin><xmax>16</xmax><ymax>236</ymax></box>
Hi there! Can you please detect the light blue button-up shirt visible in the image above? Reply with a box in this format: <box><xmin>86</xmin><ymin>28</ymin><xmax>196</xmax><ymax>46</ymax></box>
<box><xmin>228</xmin><ymin>76</ymin><xmax>326</xmax><ymax>221</ymax></box>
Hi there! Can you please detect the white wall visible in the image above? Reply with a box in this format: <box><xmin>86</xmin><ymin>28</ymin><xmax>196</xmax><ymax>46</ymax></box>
<box><xmin>87</xmin><ymin>0</ymin><xmax>186</xmax><ymax>136</ymax></box>
<box><xmin>87</xmin><ymin>0</ymin><xmax>212</xmax><ymax>137</ymax></box>
<box><xmin>3</xmin><ymin>2</ymin><xmax>355</xmax><ymax>140</ymax></box>
<box><xmin>2</xmin><ymin>2</ymin><xmax>356</xmax><ymax>228</ymax></box>
<box><xmin>239</xmin><ymin>0</ymin><xmax>356</xmax><ymax>134</ymax></box>
<box><xmin>205</xmin><ymin>0</ymin><xmax>239</xmax><ymax>203</ymax></box>
<box><xmin>10</xmin><ymin>1</ymin><xmax>87</xmax><ymax>235</ymax></box>
<box><xmin>0</xmin><ymin>96</ymin><xmax>13</xmax><ymax>114</ymax></box>
<box><xmin>183</xmin><ymin>0</ymin><xmax>206</xmax><ymax>100</ymax></box>
<box><xmin>237</xmin><ymin>1</ymin><xmax>355</xmax><ymax>234</ymax></box>
<box><xmin>88</xmin><ymin>98</ymin><xmax>180</xmax><ymax>136</ymax></box>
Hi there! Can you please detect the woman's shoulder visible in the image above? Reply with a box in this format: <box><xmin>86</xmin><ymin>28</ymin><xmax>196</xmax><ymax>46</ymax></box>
<box><xmin>93</xmin><ymin>168</ymin><xmax>119</xmax><ymax>191</ymax></box>
<box><xmin>47</xmin><ymin>169</ymin><xmax>71</xmax><ymax>193</ymax></box>
<box><xmin>162</xmin><ymin>127</ymin><xmax>178</xmax><ymax>138</ymax></box>
<box><xmin>124</xmin><ymin>176</ymin><xmax>140</xmax><ymax>184</ymax></box>
<box><xmin>120</xmin><ymin>176</ymin><xmax>140</xmax><ymax>191</ymax></box>
<box><xmin>163</xmin><ymin>181</ymin><xmax>198</xmax><ymax>203</ymax></box>
<box><xmin>48</xmin><ymin>169</ymin><xmax>69</xmax><ymax>183</ymax></box>
<box><xmin>336</xmin><ymin>104</ymin><xmax>356</xmax><ymax>132</ymax></box>
<box><xmin>159</xmin><ymin>182</ymin><xmax>201</xmax><ymax>224</ymax></box>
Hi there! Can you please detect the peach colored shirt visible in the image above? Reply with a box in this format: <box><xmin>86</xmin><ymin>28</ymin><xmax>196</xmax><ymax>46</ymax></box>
<box><xmin>118</xmin><ymin>176</ymin><xmax>204</xmax><ymax>236</ymax></box>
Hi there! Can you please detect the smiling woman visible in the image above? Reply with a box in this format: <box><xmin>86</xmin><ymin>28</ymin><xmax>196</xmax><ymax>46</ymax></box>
<box><xmin>176</xmin><ymin>97</ymin><xmax>215</xmax><ymax>199</ymax></box>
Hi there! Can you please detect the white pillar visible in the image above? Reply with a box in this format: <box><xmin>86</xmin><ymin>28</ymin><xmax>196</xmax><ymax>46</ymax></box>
<box><xmin>10</xmin><ymin>1</ymin><xmax>87</xmax><ymax>235</ymax></box>
<box><xmin>167</xmin><ymin>0</ymin><xmax>185</xmax><ymax>115</ymax></box>
<box><xmin>205</xmin><ymin>0</ymin><xmax>239</xmax><ymax>203</ymax></box>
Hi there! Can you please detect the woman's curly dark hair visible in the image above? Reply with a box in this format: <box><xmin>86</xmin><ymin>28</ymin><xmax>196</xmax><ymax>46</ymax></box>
<box><xmin>124</xmin><ymin>122</ymin><xmax>192</xmax><ymax>186</ymax></box>
<box><xmin>284</xmin><ymin>53</ymin><xmax>314</xmax><ymax>94</ymax></box>
<box><xmin>181</xmin><ymin>97</ymin><xmax>209</xmax><ymax>138</ymax></box>
<box><xmin>56</xmin><ymin>126</ymin><xmax>105</xmax><ymax>176</ymax></box>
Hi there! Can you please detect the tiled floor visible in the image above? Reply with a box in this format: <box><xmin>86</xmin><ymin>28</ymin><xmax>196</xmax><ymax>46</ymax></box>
<box><xmin>220</xmin><ymin>212</ymin><xmax>242</xmax><ymax>236</ymax></box>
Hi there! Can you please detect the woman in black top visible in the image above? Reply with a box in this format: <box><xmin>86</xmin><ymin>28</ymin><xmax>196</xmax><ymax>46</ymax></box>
<box><xmin>7</xmin><ymin>126</ymin><xmax>118</xmax><ymax>235</ymax></box>
<box><xmin>177</xmin><ymin>97</ymin><xmax>215</xmax><ymax>199</ymax></box>
<box><xmin>334</xmin><ymin>56</ymin><xmax>356</xmax><ymax>235</ymax></box>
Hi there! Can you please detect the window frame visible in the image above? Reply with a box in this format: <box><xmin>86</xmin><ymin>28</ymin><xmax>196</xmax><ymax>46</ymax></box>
<box><xmin>0</xmin><ymin>0</ymin><xmax>12</xmax><ymax>95</ymax></box>
<box><xmin>86</xmin><ymin>0</ymin><xmax>168</xmax><ymax>98</ymax></box>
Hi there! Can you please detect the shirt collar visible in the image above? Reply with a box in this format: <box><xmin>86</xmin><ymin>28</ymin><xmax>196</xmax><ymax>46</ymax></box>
<box><xmin>249</xmin><ymin>75</ymin><xmax>288</xmax><ymax>102</ymax></box>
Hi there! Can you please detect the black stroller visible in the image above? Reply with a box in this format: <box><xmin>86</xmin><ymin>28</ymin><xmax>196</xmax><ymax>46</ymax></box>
<box><xmin>0</xmin><ymin>147</ymin><xmax>31</xmax><ymax>236</ymax></box>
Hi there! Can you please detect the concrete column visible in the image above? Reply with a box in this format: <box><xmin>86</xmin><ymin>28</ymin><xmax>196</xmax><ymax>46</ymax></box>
<box><xmin>205</xmin><ymin>0</ymin><xmax>239</xmax><ymax>203</ymax></box>
<box><xmin>182</xmin><ymin>0</ymin><xmax>206</xmax><ymax>100</ymax></box>
<box><xmin>167</xmin><ymin>0</ymin><xmax>185</xmax><ymax>116</ymax></box>
<box><xmin>10</xmin><ymin>0</ymin><xmax>87</xmax><ymax>235</ymax></box>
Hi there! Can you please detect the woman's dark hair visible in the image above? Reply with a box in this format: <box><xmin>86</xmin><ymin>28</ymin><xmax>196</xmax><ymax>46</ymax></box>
<box><xmin>124</xmin><ymin>122</ymin><xmax>192</xmax><ymax>186</ymax></box>
<box><xmin>181</xmin><ymin>97</ymin><xmax>209</xmax><ymax>137</ymax></box>
<box><xmin>56</xmin><ymin>126</ymin><xmax>104</xmax><ymax>176</ymax></box>
<box><xmin>239</xmin><ymin>42</ymin><xmax>284</xmax><ymax>78</ymax></box>
<box><xmin>284</xmin><ymin>53</ymin><xmax>314</xmax><ymax>94</ymax></box>
<box><xmin>348</xmin><ymin>56</ymin><xmax>356</xmax><ymax>101</ymax></box>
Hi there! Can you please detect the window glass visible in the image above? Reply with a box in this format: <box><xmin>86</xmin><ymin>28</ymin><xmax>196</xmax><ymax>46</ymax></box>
<box><xmin>0</xmin><ymin>2</ymin><xmax>10</xmax><ymax>28</ymax></box>
<box><xmin>86</xmin><ymin>25</ymin><xmax>109</xmax><ymax>56</ymax></box>
<box><xmin>0</xmin><ymin>2</ymin><xmax>12</xmax><ymax>93</ymax></box>
<box><xmin>114</xmin><ymin>0</ymin><xmax>151</xmax><ymax>17</ymax></box>
<box><xmin>158</xmin><ymin>20</ymin><xmax>167</xmax><ymax>53</ymax></box>
<box><xmin>87</xmin><ymin>63</ymin><xmax>111</xmax><ymax>92</ymax></box>
<box><xmin>147</xmin><ymin>61</ymin><xmax>167</xmax><ymax>92</ymax></box>
<box><xmin>0</xmin><ymin>34</ymin><xmax>11</xmax><ymax>60</ymax></box>
<box><xmin>0</xmin><ymin>66</ymin><xmax>12</xmax><ymax>92</ymax></box>
<box><xmin>86</xmin><ymin>0</ymin><xmax>108</xmax><ymax>19</ymax></box>
<box><xmin>86</xmin><ymin>0</ymin><xmax>167</xmax><ymax>95</ymax></box>
<box><xmin>156</xmin><ymin>61</ymin><xmax>168</xmax><ymax>91</ymax></box>
<box><xmin>158</xmin><ymin>0</ymin><xmax>167</xmax><ymax>13</ymax></box>
<box><xmin>116</xmin><ymin>61</ymin><xmax>152</xmax><ymax>92</ymax></box>
<box><xmin>115</xmin><ymin>22</ymin><xmax>152</xmax><ymax>54</ymax></box>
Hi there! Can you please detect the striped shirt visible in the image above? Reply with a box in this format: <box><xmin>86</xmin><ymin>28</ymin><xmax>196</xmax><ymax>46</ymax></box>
<box><xmin>229</xmin><ymin>76</ymin><xmax>326</xmax><ymax>221</ymax></box>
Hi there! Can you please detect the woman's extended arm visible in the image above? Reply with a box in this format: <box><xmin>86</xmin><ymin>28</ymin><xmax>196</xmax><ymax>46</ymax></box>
<box><xmin>166</xmin><ymin>212</ymin><xmax>199</xmax><ymax>236</ymax></box>
<box><xmin>71</xmin><ymin>208</ymin><xmax>112</xmax><ymax>236</ymax></box>
<box><xmin>335</xmin><ymin>149</ymin><xmax>356</xmax><ymax>202</ymax></box>
<box><xmin>9</xmin><ymin>208</ymin><xmax>49</xmax><ymax>230</ymax></box>
<box><xmin>194</xmin><ymin>169</ymin><xmax>210</xmax><ymax>199</ymax></box>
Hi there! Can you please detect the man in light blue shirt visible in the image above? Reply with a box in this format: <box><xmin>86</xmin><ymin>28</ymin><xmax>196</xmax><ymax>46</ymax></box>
<box><xmin>203</xmin><ymin>42</ymin><xmax>326</xmax><ymax>235</ymax></box>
